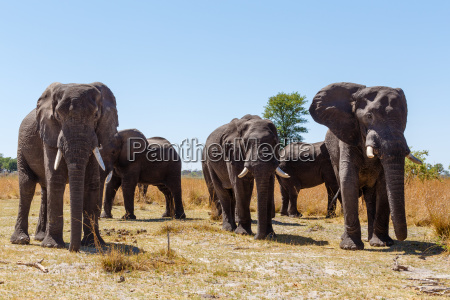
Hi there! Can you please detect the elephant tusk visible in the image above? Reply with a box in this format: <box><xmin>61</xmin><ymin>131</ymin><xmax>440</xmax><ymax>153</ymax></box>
<box><xmin>54</xmin><ymin>149</ymin><xmax>63</xmax><ymax>170</ymax></box>
<box><xmin>105</xmin><ymin>171</ymin><xmax>113</xmax><ymax>184</ymax></box>
<box><xmin>407</xmin><ymin>153</ymin><xmax>423</xmax><ymax>165</ymax></box>
<box><xmin>276</xmin><ymin>167</ymin><xmax>290</xmax><ymax>178</ymax></box>
<box><xmin>238</xmin><ymin>167</ymin><xmax>249</xmax><ymax>178</ymax></box>
<box><xmin>93</xmin><ymin>147</ymin><xmax>106</xmax><ymax>171</ymax></box>
<box><xmin>366</xmin><ymin>146</ymin><xmax>375</xmax><ymax>158</ymax></box>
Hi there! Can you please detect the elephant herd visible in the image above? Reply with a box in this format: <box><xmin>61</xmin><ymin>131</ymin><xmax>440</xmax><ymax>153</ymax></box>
<box><xmin>10</xmin><ymin>82</ymin><xmax>422</xmax><ymax>252</ymax></box>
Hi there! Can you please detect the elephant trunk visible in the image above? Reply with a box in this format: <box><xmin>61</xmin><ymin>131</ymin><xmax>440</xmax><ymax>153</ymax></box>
<box><xmin>67</xmin><ymin>160</ymin><xmax>88</xmax><ymax>252</ymax></box>
<box><xmin>254</xmin><ymin>173</ymin><xmax>275</xmax><ymax>239</ymax></box>
<box><xmin>60</xmin><ymin>127</ymin><xmax>96</xmax><ymax>252</ymax></box>
<box><xmin>381</xmin><ymin>157</ymin><xmax>407</xmax><ymax>241</ymax></box>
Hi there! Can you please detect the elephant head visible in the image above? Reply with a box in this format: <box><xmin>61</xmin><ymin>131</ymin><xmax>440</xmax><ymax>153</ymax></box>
<box><xmin>36</xmin><ymin>82</ymin><xmax>118</xmax><ymax>251</ymax></box>
<box><xmin>222</xmin><ymin>114</ymin><xmax>289</xmax><ymax>238</ymax></box>
<box><xmin>309</xmin><ymin>82</ymin><xmax>420</xmax><ymax>241</ymax></box>
<box><xmin>100</xmin><ymin>129</ymin><xmax>148</xmax><ymax>180</ymax></box>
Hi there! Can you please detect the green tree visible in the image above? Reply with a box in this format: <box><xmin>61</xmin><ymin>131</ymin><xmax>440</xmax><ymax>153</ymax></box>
<box><xmin>5</xmin><ymin>159</ymin><xmax>17</xmax><ymax>172</ymax></box>
<box><xmin>404</xmin><ymin>149</ymin><xmax>443</xmax><ymax>183</ymax></box>
<box><xmin>263</xmin><ymin>92</ymin><xmax>309</xmax><ymax>145</ymax></box>
<box><xmin>0</xmin><ymin>154</ymin><xmax>18</xmax><ymax>172</ymax></box>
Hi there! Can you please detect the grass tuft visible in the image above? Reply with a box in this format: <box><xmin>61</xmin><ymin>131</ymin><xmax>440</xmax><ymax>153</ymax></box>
<box><xmin>99</xmin><ymin>245</ymin><xmax>187</xmax><ymax>273</ymax></box>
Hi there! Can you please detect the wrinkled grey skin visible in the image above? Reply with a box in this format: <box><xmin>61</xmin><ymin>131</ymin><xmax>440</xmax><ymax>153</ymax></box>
<box><xmin>202</xmin><ymin>115</ymin><xmax>280</xmax><ymax>239</ymax></box>
<box><xmin>277</xmin><ymin>141</ymin><xmax>341</xmax><ymax>218</ymax></box>
<box><xmin>100</xmin><ymin>129</ymin><xmax>185</xmax><ymax>220</ymax></box>
<box><xmin>203</xmin><ymin>160</ymin><xmax>222</xmax><ymax>218</ymax></box>
<box><xmin>11</xmin><ymin>83</ymin><xmax>118</xmax><ymax>252</ymax></box>
<box><xmin>310</xmin><ymin>82</ymin><xmax>411</xmax><ymax>250</ymax></box>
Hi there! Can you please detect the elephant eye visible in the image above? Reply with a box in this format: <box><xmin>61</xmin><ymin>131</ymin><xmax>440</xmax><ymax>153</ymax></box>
<box><xmin>367</xmin><ymin>114</ymin><xmax>373</xmax><ymax>120</ymax></box>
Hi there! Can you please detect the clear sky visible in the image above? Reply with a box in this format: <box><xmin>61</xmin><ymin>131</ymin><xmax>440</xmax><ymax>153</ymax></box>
<box><xmin>1</xmin><ymin>1</ymin><xmax>449</xmax><ymax>170</ymax></box>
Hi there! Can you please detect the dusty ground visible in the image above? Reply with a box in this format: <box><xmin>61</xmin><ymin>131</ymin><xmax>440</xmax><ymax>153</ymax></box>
<box><xmin>0</xmin><ymin>198</ymin><xmax>449</xmax><ymax>299</ymax></box>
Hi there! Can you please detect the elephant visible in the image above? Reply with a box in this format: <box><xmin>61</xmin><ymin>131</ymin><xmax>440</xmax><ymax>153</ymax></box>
<box><xmin>202</xmin><ymin>114</ymin><xmax>290</xmax><ymax>239</ymax></box>
<box><xmin>11</xmin><ymin>82</ymin><xmax>118</xmax><ymax>252</ymax></box>
<box><xmin>277</xmin><ymin>141</ymin><xmax>341</xmax><ymax>218</ymax></box>
<box><xmin>309</xmin><ymin>82</ymin><xmax>422</xmax><ymax>250</ymax></box>
<box><xmin>99</xmin><ymin>129</ymin><xmax>185</xmax><ymax>220</ymax></box>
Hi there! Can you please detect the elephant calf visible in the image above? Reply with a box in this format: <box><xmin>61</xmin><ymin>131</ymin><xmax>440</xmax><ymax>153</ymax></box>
<box><xmin>100</xmin><ymin>129</ymin><xmax>185</xmax><ymax>220</ymax></box>
<box><xmin>277</xmin><ymin>141</ymin><xmax>341</xmax><ymax>218</ymax></box>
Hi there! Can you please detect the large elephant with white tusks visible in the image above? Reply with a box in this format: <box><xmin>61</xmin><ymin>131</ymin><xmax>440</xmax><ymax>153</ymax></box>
<box><xmin>11</xmin><ymin>82</ymin><xmax>118</xmax><ymax>252</ymax></box>
<box><xmin>309</xmin><ymin>82</ymin><xmax>422</xmax><ymax>250</ymax></box>
<box><xmin>202</xmin><ymin>114</ymin><xmax>289</xmax><ymax>239</ymax></box>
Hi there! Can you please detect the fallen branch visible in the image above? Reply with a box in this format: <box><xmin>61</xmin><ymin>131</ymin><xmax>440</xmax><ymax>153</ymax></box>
<box><xmin>17</xmin><ymin>258</ymin><xmax>48</xmax><ymax>273</ymax></box>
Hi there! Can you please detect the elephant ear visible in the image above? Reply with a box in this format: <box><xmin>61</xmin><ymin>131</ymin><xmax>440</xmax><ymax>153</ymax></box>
<box><xmin>220</xmin><ymin>117</ymin><xmax>252</xmax><ymax>161</ymax></box>
<box><xmin>309</xmin><ymin>82</ymin><xmax>366</xmax><ymax>146</ymax></box>
<box><xmin>90</xmin><ymin>82</ymin><xmax>119</xmax><ymax>148</ymax></box>
<box><xmin>36</xmin><ymin>82</ymin><xmax>65</xmax><ymax>148</ymax></box>
<box><xmin>395</xmin><ymin>88</ymin><xmax>408</xmax><ymax>132</ymax></box>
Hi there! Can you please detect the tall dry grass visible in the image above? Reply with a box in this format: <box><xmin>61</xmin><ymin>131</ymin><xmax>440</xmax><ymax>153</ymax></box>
<box><xmin>1</xmin><ymin>174</ymin><xmax>449</xmax><ymax>247</ymax></box>
<box><xmin>0</xmin><ymin>175</ymin><xmax>19</xmax><ymax>199</ymax></box>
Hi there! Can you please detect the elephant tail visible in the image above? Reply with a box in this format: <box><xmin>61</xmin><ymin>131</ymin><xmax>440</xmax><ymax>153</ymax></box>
<box><xmin>328</xmin><ymin>187</ymin><xmax>341</xmax><ymax>212</ymax></box>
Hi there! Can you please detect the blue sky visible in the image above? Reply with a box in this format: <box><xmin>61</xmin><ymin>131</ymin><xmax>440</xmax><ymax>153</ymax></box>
<box><xmin>1</xmin><ymin>1</ymin><xmax>449</xmax><ymax>170</ymax></box>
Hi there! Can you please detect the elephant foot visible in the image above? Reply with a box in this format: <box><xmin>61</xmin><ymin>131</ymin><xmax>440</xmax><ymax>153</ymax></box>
<box><xmin>174</xmin><ymin>211</ymin><xmax>186</xmax><ymax>220</ymax></box>
<box><xmin>10</xmin><ymin>230</ymin><xmax>30</xmax><ymax>245</ymax></box>
<box><xmin>41</xmin><ymin>235</ymin><xmax>65</xmax><ymax>249</ymax></box>
<box><xmin>81</xmin><ymin>232</ymin><xmax>106</xmax><ymax>247</ymax></box>
<box><xmin>326</xmin><ymin>211</ymin><xmax>337</xmax><ymax>219</ymax></box>
<box><xmin>121</xmin><ymin>213</ymin><xmax>136</xmax><ymax>220</ymax></box>
<box><xmin>369</xmin><ymin>232</ymin><xmax>394</xmax><ymax>247</ymax></box>
<box><xmin>280</xmin><ymin>210</ymin><xmax>288</xmax><ymax>216</ymax></box>
<box><xmin>161</xmin><ymin>211</ymin><xmax>172</xmax><ymax>218</ymax></box>
<box><xmin>100</xmin><ymin>211</ymin><xmax>113</xmax><ymax>219</ymax></box>
<box><xmin>339</xmin><ymin>232</ymin><xmax>364</xmax><ymax>250</ymax></box>
<box><xmin>34</xmin><ymin>230</ymin><xmax>46</xmax><ymax>241</ymax></box>
<box><xmin>222</xmin><ymin>221</ymin><xmax>237</xmax><ymax>232</ymax></box>
<box><xmin>254</xmin><ymin>230</ymin><xmax>276</xmax><ymax>240</ymax></box>
<box><xmin>288</xmin><ymin>211</ymin><xmax>302</xmax><ymax>218</ymax></box>
<box><xmin>235</xmin><ymin>223</ymin><xmax>253</xmax><ymax>235</ymax></box>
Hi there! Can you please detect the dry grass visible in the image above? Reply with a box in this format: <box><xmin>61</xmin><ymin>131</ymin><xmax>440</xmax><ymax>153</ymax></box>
<box><xmin>0</xmin><ymin>175</ymin><xmax>19</xmax><ymax>199</ymax></box>
<box><xmin>99</xmin><ymin>246</ymin><xmax>188</xmax><ymax>273</ymax></box>
<box><xmin>1</xmin><ymin>175</ymin><xmax>449</xmax><ymax>249</ymax></box>
<box><xmin>154</xmin><ymin>221</ymin><xmax>222</xmax><ymax>236</ymax></box>
<box><xmin>1</xmin><ymin>197</ymin><xmax>449</xmax><ymax>298</ymax></box>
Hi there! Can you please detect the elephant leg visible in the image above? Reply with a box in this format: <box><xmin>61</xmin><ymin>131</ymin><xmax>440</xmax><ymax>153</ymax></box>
<box><xmin>159</xmin><ymin>185</ymin><xmax>174</xmax><ymax>218</ymax></box>
<box><xmin>121</xmin><ymin>178</ymin><xmax>138</xmax><ymax>220</ymax></box>
<box><xmin>339</xmin><ymin>160</ymin><xmax>364</xmax><ymax>250</ymax></box>
<box><xmin>165</xmin><ymin>177</ymin><xmax>185</xmax><ymax>219</ymax></box>
<box><xmin>101</xmin><ymin>175</ymin><xmax>121</xmax><ymax>218</ymax></box>
<box><xmin>362</xmin><ymin>186</ymin><xmax>376</xmax><ymax>241</ymax></box>
<box><xmin>41</xmin><ymin>175</ymin><xmax>67</xmax><ymax>248</ymax></box>
<box><xmin>11</xmin><ymin>170</ymin><xmax>37</xmax><ymax>245</ymax></box>
<box><xmin>287</xmin><ymin>186</ymin><xmax>301</xmax><ymax>218</ymax></box>
<box><xmin>205</xmin><ymin>168</ymin><xmax>222</xmax><ymax>218</ymax></box>
<box><xmin>34</xmin><ymin>186</ymin><xmax>47</xmax><ymax>241</ymax></box>
<box><xmin>279</xmin><ymin>182</ymin><xmax>289</xmax><ymax>216</ymax></box>
<box><xmin>210</xmin><ymin>188</ymin><xmax>222</xmax><ymax>218</ymax></box>
<box><xmin>234</xmin><ymin>178</ymin><xmax>254</xmax><ymax>235</ymax></box>
<box><xmin>370</xmin><ymin>175</ymin><xmax>394</xmax><ymax>247</ymax></box>
<box><xmin>81</xmin><ymin>157</ymin><xmax>104</xmax><ymax>247</ymax></box>
<box><xmin>209</xmin><ymin>171</ymin><xmax>236</xmax><ymax>231</ymax></box>
<box><xmin>142</xmin><ymin>184</ymin><xmax>148</xmax><ymax>197</ymax></box>
<box><xmin>326</xmin><ymin>184</ymin><xmax>339</xmax><ymax>218</ymax></box>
